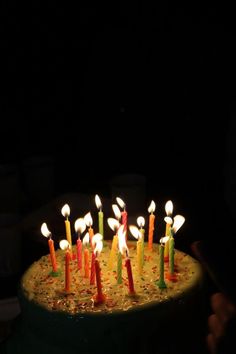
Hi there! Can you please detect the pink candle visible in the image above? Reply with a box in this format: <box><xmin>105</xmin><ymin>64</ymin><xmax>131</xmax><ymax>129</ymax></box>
<box><xmin>77</xmin><ymin>238</ymin><xmax>82</xmax><ymax>270</ymax></box>
<box><xmin>125</xmin><ymin>256</ymin><xmax>135</xmax><ymax>295</ymax></box>
<box><xmin>65</xmin><ymin>249</ymin><xmax>70</xmax><ymax>292</ymax></box>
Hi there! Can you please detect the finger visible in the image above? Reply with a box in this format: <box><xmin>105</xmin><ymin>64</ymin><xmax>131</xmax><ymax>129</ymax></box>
<box><xmin>211</xmin><ymin>293</ymin><xmax>236</xmax><ymax>325</ymax></box>
<box><xmin>208</xmin><ymin>314</ymin><xmax>225</xmax><ymax>340</ymax></box>
<box><xmin>206</xmin><ymin>333</ymin><xmax>217</xmax><ymax>354</ymax></box>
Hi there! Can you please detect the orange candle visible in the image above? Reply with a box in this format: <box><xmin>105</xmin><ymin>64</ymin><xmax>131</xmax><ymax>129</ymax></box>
<box><xmin>148</xmin><ymin>200</ymin><xmax>156</xmax><ymax>250</ymax></box>
<box><xmin>90</xmin><ymin>233</ymin><xmax>103</xmax><ymax>285</ymax></box>
<box><xmin>41</xmin><ymin>222</ymin><xmax>58</xmax><ymax>274</ymax></box>
<box><xmin>48</xmin><ymin>238</ymin><xmax>57</xmax><ymax>272</ymax></box>
<box><xmin>84</xmin><ymin>248</ymin><xmax>90</xmax><ymax>278</ymax></box>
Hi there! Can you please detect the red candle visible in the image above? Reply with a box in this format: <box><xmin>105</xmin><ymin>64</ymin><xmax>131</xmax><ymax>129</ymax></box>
<box><xmin>94</xmin><ymin>258</ymin><xmax>105</xmax><ymax>303</ymax></box>
<box><xmin>65</xmin><ymin>249</ymin><xmax>70</xmax><ymax>292</ymax></box>
<box><xmin>122</xmin><ymin>210</ymin><xmax>128</xmax><ymax>240</ymax></box>
<box><xmin>125</xmin><ymin>256</ymin><xmax>135</xmax><ymax>295</ymax></box>
<box><xmin>77</xmin><ymin>238</ymin><xmax>82</xmax><ymax>270</ymax></box>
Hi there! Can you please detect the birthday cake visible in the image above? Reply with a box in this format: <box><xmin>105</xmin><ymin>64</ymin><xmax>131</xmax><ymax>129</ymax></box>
<box><xmin>4</xmin><ymin>240</ymin><xmax>206</xmax><ymax>354</ymax></box>
<box><xmin>2</xmin><ymin>198</ymin><xmax>207</xmax><ymax>354</ymax></box>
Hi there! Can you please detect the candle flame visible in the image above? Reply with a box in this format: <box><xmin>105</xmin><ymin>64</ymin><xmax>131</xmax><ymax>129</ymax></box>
<box><xmin>164</xmin><ymin>216</ymin><xmax>173</xmax><ymax>225</ymax></box>
<box><xmin>112</xmin><ymin>204</ymin><xmax>121</xmax><ymax>220</ymax></box>
<box><xmin>137</xmin><ymin>216</ymin><xmax>145</xmax><ymax>228</ymax></box>
<box><xmin>74</xmin><ymin>218</ymin><xmax>86</xmax><ymax>234</ymax></box>
<box><xmin>95</xmin><ymin>194</ymin><xmax>102</xmax><ymax>210</ymax></box>
<box><xmin>116</xmin><ymin>197</ymin><xmax>126</xmax><ymax>210</ymax></box>
<box><xmin>107</xmin><ymin>218</ymin><xmax>120</xmax><ymax>232</ymax></box>
<box><xmin>41</xmin><ymin>222</ymin><xmax>51</xmax><ymax>238</ymax></box>
<box><xmin>61</xmin><ymin>204</ymin><xmax>70</xmax><ymax>218</ymax></box>
<box><xmin>160</xmin><ymin>236</ymin><xmax>169</xmax><ymax>244</ymax></box>
<box><xmin>129</xmin><ymin>225</ymin><xmax>142</xmax><ymax>240</ymax></box>
<box><xmin>94</xmin><ymin>239</ymin><xmax>103</xmax><ymax>256</ymax></box>
<box><xmin>84</xmin><ymin>212</ymin><xmax>93</xmax><ymax>227</ymax></box>
<box><xmin>165</xmin><ymin>200</ymin><xmax>173</xmax><ymax>216</ymax></box>
<box><xmin>91</xmin><ymin>233</ymin><xmax>103</xmax><ymax>254</ymax></box>
<box><xmin>83</xmin><ymin>232</ymin><xmax>90</xmax><ymax>246</ymax></box>
<box><xmin>172</xmin><ymin>215</ymin><xmax>185</xmax><ymax>234</ymax></box>
<box><xmin>118</xmin><ymin>225</ymin><xmax>129</xmax><ymax>256</ymax></box>
<box><xmin>148</xmin><ymin>200</ymin><xmax>156</xmax><ymax>213</ymax></box>
<box><xmin>59</xmin><ymin>239</ymin><xmax>70</xmax><ymax>250</ymax></box>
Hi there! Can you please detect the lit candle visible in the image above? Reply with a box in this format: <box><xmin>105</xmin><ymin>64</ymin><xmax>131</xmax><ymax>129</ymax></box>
<box><xmin>148</xmin><ymin>200</ymin><xmax>156</xmax><ymax>250</ymax></box>
<box><xmin>41</xmin><ymin>222</ymin><xmax>58</xmax><ymax>275</ymax></box>
<box><xmin>93</xmin><ymin>239</ymin><xmax>106</xmax><ymax>304</ymax></box>
<box><xmin>61</xmin><ymin>204</ymin><xmax>72</xmax><ymax>249</ymax></box>
<box><xmin>129</xmin><ymin>225</ymin><xmax>142</xmax><ymax>275</ymax></box>
<box><xmin>117</xmin><ymin>225</ymin><xmax>124</xmax><ymax>284</ymax></box>
<box><xmin>95</xmin><ymin>194</ymin><xmax>104</xmax><ymax>237</ymax></box>
<box><xmin>119</xmin><ymin>225</ymin><xmax>135</xmax><ymax>295</ymax></box>
<box><xmin>83</xmin><ymin>233</ymin><xmax>90</xmax><ymax>278</ymax></box>
<box><xmin>90</xmin><ymin>233</ymin><xmax>103</xmax><ymax>285</ymax></box>
<box><xmin>164</xmin><ymin>200</ymin><xmax>173</xmax><ymax>262</ymax></box>
<box><xmin>164</xmin><ymin>216</ymin><xmax>173</xmax><ymax>262</ymax></box>
<box><xmin>167</xmin><ymin>215</ymin><xmax>185</xmax><ymax>282</ymax></box>
<box><xmin>116</xmin><ymin>197</ymin><xmax>128</xmax><ymax>240</ymax></box>
<box><xmin>107</xmin><ymin>218</ymin><xmax>120</xmax><ymax>270</ymax></box>
<box><xmin>137</xmin><ymin>216</ymin><xmax>145</xmax><ymax>267</ymax></box>
<box><xmin>74</xmin><ymin>218</ymin><xmax>86</xmax><ymax>270</ymax></box>
<box><xmin>156</xmin><ymin>236</ymin><xmax>168</xmax><ymax>289</ymax></box>
<box><xmin>59</xmin><ymin>240</ymin><xmax>71</xmax><ymax>292</ymax></box>
<box><xmin>84</xmin><ymin>212</ymin><xmax>94</xmax><ymax>244</ymax></box>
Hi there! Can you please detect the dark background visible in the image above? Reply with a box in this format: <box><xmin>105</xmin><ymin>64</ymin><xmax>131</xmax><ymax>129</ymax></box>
<box><xmin>1</xmin><ymin>1</ymin><xmax>236</xmax><ymax>295</ymax></box>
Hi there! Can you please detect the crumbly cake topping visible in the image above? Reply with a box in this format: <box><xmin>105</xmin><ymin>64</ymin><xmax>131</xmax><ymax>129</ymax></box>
<box><xmin>21</xmin><ymin>241</ymin><xmax>201</xmax><ymax>314</ymax></box>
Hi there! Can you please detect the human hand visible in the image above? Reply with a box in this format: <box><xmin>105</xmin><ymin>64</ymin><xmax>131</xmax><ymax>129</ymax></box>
<box><xmin>207</xmin><ymin>292</ymin><xmax>236</xmax><ymax>354</ymax></box>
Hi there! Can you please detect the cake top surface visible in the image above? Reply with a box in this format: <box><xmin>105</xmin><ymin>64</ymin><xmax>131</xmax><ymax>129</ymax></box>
<box><xmin>21</xmin><ymin>240</ymin><xmax>203</xmax><ymax>315</ymax></box>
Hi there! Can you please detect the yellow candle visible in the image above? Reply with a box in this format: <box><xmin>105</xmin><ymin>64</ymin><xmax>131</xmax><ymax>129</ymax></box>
<box><xmin>108</xmin><ymin>234</ymin><xmax>118</xmax><ymax>270</ymax></box>
<box><xmin>59</xmin><ymin>239</ymin><xmax>71</xmax><ymax>292</ymax></box>
<box><xmin>61</xmin><ymin>204</ymin><xmax>72</xmax><ymax>248</ymax></box>
<box><xmin>107</xmin><ymin>218</ymin><xmax>120</xmax><ymax>270</ymax></box>
<box><xmin>137</xmin><ymin>239</ymin><xmax>142</xmax><ymax>275</ymax></box>
<box><xmin>137</xmin><ymin>216</ymin><xmax>145</xmax><ymax>267</ymax></box>
<box><xmin>129</xmin><ymin>224</ymin><xmax>143</xmax><ymax>275</ymax></box>
<box><xmin>164</xmin><ymin>217</ymin><xmax>173</xmax><ymax>261</ymax></box>
<box><xmin>95</xmin><ymin>194</ymin><xmax>104</xmax><ymax>237</ymax></box>
<box><xmin>65</xmin><ymin>219</ymin><xmax>72</xmax><ymax>247</ymax></box>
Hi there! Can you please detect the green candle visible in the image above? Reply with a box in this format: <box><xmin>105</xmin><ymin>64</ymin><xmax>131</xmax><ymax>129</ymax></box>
<box><xmin>156</xmin><ymin>243</ymin><xmax>167</xmax><ymax>289</ymax></box>
<box><xmin>117</xmin><ymin>251</ymin><xmax>122</xmax><ymax>284</ymax></box>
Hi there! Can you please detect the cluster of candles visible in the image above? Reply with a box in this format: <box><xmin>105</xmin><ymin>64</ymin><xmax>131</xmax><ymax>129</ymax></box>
<box><xmin>41</xmin><ymin>195</ymin><xmax>185</xmax><ymax>303</ymax></box>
